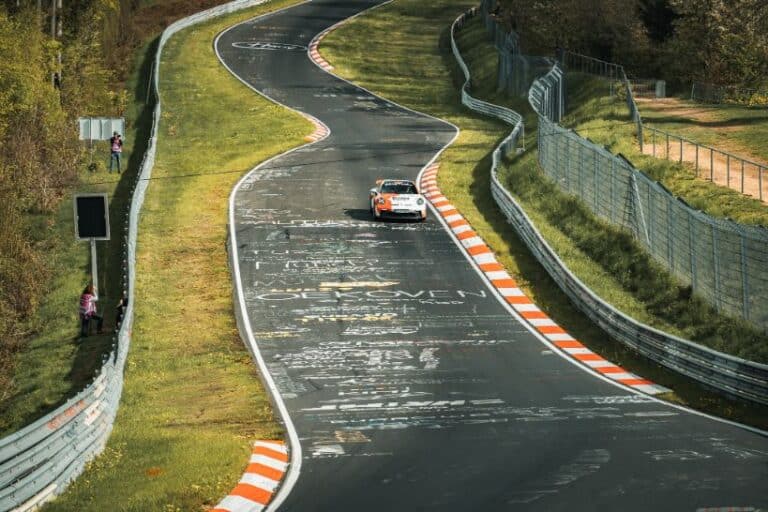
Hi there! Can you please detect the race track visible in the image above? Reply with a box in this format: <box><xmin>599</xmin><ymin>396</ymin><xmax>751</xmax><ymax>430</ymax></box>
<box><xmin>215</xmin><ymin>1</ymin><xmax>768</xmax><ymax>510</ymax></box>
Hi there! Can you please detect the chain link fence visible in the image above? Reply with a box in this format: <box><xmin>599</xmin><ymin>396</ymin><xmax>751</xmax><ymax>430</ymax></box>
<box><xmin>479</xmin><ymin>0</ymin><xmax>551</xmax><ymax>97</ymax></box>
<box><xmin>560</xmin><ymin>51</ymin><xmax>645</xmax><ymax>150</ymax></box>
<box><xmin>0</xmin><ymin>2</ymin><xmax>269</xmax><ymax>510</ymax></box>
<box><xmin>531</xmin><ymin>65</ymin><xmax>768</xmax><ymax>333</ymax></box>
<box><xmin>452</xmin><ymin>7</ymin><xmax>768</xmax><ymax>405</ymax></box>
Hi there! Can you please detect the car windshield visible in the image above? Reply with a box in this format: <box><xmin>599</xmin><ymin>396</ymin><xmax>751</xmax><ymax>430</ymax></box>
<box><xmin>381</xmin><ymin>182</ymin><xmax>417</xmax><ymax>194</ymax></box>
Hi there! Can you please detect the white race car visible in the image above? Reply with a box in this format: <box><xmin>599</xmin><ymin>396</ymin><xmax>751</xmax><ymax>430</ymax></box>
<box><xmin>369</xmin><ymin>179</ymin><xmax>427</xmax><ymax>221</ymax></box>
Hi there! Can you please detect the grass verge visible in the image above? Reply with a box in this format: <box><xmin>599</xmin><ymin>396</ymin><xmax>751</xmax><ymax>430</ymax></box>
<box><xmin>43</xmin><ymin>1</ymin><xmax>309</xmax><ymax>510</ymax></box>
<box><xmin>320</xmin><ymin>2</ymin><xmax>768</xmax><ymax>428</ymax></box>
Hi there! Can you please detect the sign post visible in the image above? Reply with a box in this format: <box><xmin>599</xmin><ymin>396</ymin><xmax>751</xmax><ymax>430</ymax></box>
<box><xmin>77</xmin><ymin>117</ymin><xmax>125</xmax><ymax>169</ymax></box>
<box><xmin>74</xmin><ymin>193</ymin><xmax>111</xmax><ymax>293</ymax></box>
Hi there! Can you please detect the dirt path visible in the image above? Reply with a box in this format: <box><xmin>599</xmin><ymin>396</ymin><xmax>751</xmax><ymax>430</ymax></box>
<box><xmin>637</xmin><ymin>98</ymin><xmax>768</xmax><ymax>202</ymax></box>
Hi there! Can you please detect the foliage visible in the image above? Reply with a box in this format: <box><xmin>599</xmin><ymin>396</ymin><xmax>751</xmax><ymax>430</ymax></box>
<box><xmin>0</xmin><ymin>0</ymin><xmax>130</xmax><ymax>410</ymax></box>
<box><xmin>497</xmin><ymin>0</ymin><xmax>768</xmax><ymax>92</ymax></box>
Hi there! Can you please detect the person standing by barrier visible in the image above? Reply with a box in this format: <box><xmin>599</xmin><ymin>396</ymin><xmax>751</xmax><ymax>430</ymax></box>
<box><xmin>109</xmin><ymin>132</ymin><xmax>123</xmax><ymax>173</ymax></box>
<box><xmin>79</xmin><ymin>284</ymin><xmax>104</xmax><ymax>338</ymax></box>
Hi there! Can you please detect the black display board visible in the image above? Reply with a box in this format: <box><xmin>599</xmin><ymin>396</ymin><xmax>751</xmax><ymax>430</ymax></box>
<box><xmin>74</xmin><ymin>193</ymin><xmax>110</xmax><ymax>240</ymax></box>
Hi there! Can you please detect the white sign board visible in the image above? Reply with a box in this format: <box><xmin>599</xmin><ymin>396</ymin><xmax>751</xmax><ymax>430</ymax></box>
<box><xmin>78</xmin><ymin>117</ymin><xmax>125</xmax><ymax>141</ymax></box>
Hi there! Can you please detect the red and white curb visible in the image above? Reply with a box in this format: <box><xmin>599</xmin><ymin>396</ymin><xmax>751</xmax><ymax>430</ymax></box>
<box><xmin>305</xmin><ymin>115</ymin><xmax>329</xmax><ymax>142</ymax></box>
<box><xmin>211</xmin><ymin>440</ymin><xmax>289</xmax><ymax>512</ymax></box>
<box><xmin>420</xmin><ymin>163</ymin><xmax>670</xmax><ymax>396</ymax></box>
<box><xmin>308</xmin><ymin>28</ymin><xmax>334</xmax><ymax>72</ymax></box>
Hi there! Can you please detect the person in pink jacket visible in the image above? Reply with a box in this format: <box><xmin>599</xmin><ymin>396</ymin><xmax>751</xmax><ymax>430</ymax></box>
<box><xmin>79</xmin><ymin>284</ymin><xmax>104</xmax><ymax>337</ymax></box>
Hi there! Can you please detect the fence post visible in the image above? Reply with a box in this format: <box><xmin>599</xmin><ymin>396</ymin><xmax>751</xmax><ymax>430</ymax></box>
<box><xmin>710</xmin><ymin>148</ymin><xmax>714</xmax><ymax>181</ymax></box>
<box><xmin>667</xmin><ymin>195</ymin><xmax>674</xmax><ymax>270</ymax></box>
<box><xmin>688</xmin><ymin>217</ymin><xmax>697</xmax><ymax>293</ymax></box>
<box><xmin>740</xmin><ymin>234</ymin><xmax>750</xmax><ymax>320</ymax></box>
<box><xmin>610</xmin><ymin>157</ymin><xmax>616</xmax><ymax>224</ymax></box>
<box><xmin>679</xmin><ymin>138</ymin><xmax>683</xmax><ymax>163</ymax></box>
<box><xmin>666</xmin><ymin>132</ymin><xmax>669</xmax><ymax>160</ymax></box>
<box><xmin>652</xmin><ymin>128</ymin><xmax>656</xmax><ymax>157</ymax></box>
<box><xmin>726</xmin><ymin>154</ymin><xmax>730</xmax><ymax>187</ymax></box>
<box><xmin>695</xmin><ymin>144</ymin><xmax>699</xmax><ymax>175</ymax></box>
<box><xmin>741</xmin><ymin>160</ymin><xmax>745</xmax><ymax>193</ymax></box>
<box><xmin>593</xmin><ymin>147</ymin><xmax>599</xmax><ymax>213</ymax></box>
<box><xmin>760</xmin><ymin>167</ymin><xmax>764</xmax><ymax>201</ymax></box>
<box><xmin>712</xmin><ymin>224</ymin><xmax>721</xmax><ymax>312</ymax></box>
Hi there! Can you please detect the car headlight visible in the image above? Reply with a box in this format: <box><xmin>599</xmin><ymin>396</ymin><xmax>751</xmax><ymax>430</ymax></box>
<box><xmin>377</xmin><ymin>197</ymin><xmax>386</xmax><ymax>205</ymax></box>
<box><xmin>417</xmin><ymin>198</ymin><xmax>424</xmax><ymax>206</ymax></box>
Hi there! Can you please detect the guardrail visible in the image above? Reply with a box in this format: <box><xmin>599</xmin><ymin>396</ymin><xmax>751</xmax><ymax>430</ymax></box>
<box><xmin>452</xmin><ymin>7</ymin><xmax>525</xmax><ymax>152</ymax></box>
<box><xmin>452</xmin><ymin>6</ymin><xmax>768</xmax><ymax>405</ymax></box>
<box><xmin>0</xmin><ymin>2</ymin><xmax>267</xmax><ymax>510</ymax></box>
<box><xmin>645</xmin><ymin>125</ymin><xmax>767</xmax><ymax>201</ymax></box>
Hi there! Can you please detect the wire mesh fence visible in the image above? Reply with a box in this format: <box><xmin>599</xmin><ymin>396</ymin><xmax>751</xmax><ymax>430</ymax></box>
<box><xmin>561</xmin><ymin>51</ymin><xmax>644</xmax><ymax>150</ymax></box>
<box><xmin>628</xmin><ymin>78</ymin><xmax>665</xmax><ymax>99</ymax></box>
<box><xmin>691</xmin><ymin>81</ymin><xmax>768</xmax><ymax>106</ymax></box>
<box><xmin>453</xmin><ymin>5</ymin><xmax>768</xmax><ymax>405</ymax></box>
<box><xmin>645</xmin><ymin>126</ymin><xmax>768</xmax><ymax>201</ymax></box>
<box><xmin>531</xmin><ymin>65</ymin><xmax>768</xmax><ymax>332</ymax></box>
<box><xmin>479</xmin><ymin>0</ymin><xmax>555</xmax><ymax>99</ymax></box>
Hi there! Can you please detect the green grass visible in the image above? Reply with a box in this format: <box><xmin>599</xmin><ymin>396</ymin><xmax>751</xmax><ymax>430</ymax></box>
<box><xmin>43</xmin><ymin>1</ymin><xmax>309</xmax><ymax>510</ymax></box>
<box><xmin>565</xmin><ymin>74</ymin><xmax>768</xmax><ymax>227</ymax></box>
<box><xmin>321</xmin><ymin>2</ymin><xmax>768</xmax><ymax>428</ymax></box>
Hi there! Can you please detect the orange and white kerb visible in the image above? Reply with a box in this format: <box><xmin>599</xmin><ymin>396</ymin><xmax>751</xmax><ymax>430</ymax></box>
<box><xmin>419</xmin><ymin>163</ymin><xmax>670</xmax><ymax>396</ymax></box>
<box><xmin>211</xmin><ymin>440</ymin><xmax>288</xmax><ymax>512</ymax></box>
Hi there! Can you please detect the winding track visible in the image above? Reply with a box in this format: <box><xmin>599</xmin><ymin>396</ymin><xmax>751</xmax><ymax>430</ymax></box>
<box><xmin>216</xmin><ymin>1</ymin><xmax>768</xmax><ymax>510</ymax></box>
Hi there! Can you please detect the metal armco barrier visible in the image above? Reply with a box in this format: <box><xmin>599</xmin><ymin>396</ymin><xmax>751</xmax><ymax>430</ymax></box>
<box><xmin>0</xmin><ymin>1</ymin><xmax>268</xmax><ymax>510</ymax></box>
<box><xmin>452</xmin><ymin>9</ymin><xmax>524</xmax><ymax>154</ymax></box>
<box><xmin>451</xmin><ymin>8</ymin><xmax>768</xmax><ymax>405</ymax></box>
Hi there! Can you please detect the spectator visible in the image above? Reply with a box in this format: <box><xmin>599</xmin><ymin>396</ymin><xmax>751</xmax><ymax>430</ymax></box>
<box><xmin>79</xmin><ymin>284</ymin><xmax>104</xmax><ymax>338</ymax></box>
<box><xmin>109</xmin><ymin>132</ymin><xmax>123</xmax><ymax>173</ymax></box>
<box><xmin>114</xmin><ymin>294</ymin><xmax>127</xmax><ymax>331</ymax></box>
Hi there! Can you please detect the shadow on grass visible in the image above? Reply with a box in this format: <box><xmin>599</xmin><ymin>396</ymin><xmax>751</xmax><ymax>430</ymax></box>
<box><xmin>644</xmin><ymin>115</ymin><xmax>768</xmax><ymax>129</ymax></box>
<box><xmin>61</xmin><ymin>37</ymin><xmax>161</xmax><ymax>417</ymax></box>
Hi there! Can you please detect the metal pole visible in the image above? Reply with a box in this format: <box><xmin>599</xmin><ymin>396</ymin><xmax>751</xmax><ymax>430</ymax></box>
<box><xmin>695</xmin><ymin>144</ymin><xmax>699</xmax><ymax>175</ymax></box>
<box><xmin>726</xmin><ymin>154</ymin><xmax>730</xmax><ymax>187</ymax></box>
<box><xmin>740</xmin><ymin>235</ymin><xmax>749</xmax><ymax>320</ymax></box>
<box><xmin>91</xmin><ymin>239</ymin><xmax>99</xmax><ymax>294</ymax></box>
<box><xmin>741</xmin><ymin>160</ymin><xmax>745</xmax><ymax>193</ymax></box>
<box><xmin>50</xmin><ymin>0</ymin><xmax>55</xmax><ymax>39</ymax></box>
<box><xmin>710</xmin><ymin>149</ymin><xmax>714</xmax><ymax>181</ymax></box>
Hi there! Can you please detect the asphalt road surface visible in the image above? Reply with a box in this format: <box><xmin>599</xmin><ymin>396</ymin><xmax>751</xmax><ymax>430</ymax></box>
<box><xmin>216</xmin><ymin>1</ymin><xmax>768</xmax><ymax>510</ymax></box>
